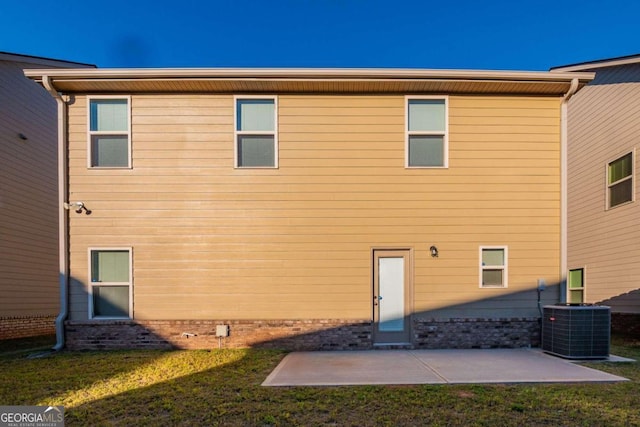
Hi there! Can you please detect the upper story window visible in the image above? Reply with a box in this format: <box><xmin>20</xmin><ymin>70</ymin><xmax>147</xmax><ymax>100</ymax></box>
<box><xmin>88</xmin><ymin>96</ymin><xmax>131</xmax><ymax>168</ymax></box>
<box><xmin>89</xmin><ymin>248</ymin><xmax>132</xmax><ymax>319</ymax></box>
<box><xmin>406</xmin><ymin>97</ymin><xmax>448</xmax><ymax>168</ymax></box>
<box><xmin>480</xmin><ymin>246</ymin><xmax>508</xmax><ymax>288</ymax></box>
<box><xmin>607</xmin><ymin>152</ymin><xmax>633</xmax><ymax>209</ymax></box>
<box><xmin>235</xmin><ymin>97</ymin><xmax>278</xmax><ymax>168</ymax></box>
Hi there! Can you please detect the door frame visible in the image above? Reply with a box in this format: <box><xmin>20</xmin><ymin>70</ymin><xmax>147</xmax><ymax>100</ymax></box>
<box><xmin>371</xmin><ymin>248</ymin><xmax>414</xmax><ymax>344</ymax></box>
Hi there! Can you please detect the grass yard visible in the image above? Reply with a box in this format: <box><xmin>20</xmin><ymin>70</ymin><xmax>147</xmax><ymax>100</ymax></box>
<box><xmin>0</xmin><ymin>336</ymin><xmax>638</xmax><ymax>426</ymax></box>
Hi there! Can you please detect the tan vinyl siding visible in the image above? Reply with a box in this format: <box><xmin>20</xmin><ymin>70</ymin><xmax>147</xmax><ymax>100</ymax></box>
<box><xmin>0</xmin><ymin>60</ymin><xmax>59</xmax><ymax>318</ymax></box>
<box><xmin>66</xmin><ymin>94</ymin><xmax>562</xmax><ymax>321</ymax></box>
<box><xmin>567</xmin><ymin>65</ymin><xmax>640</xmax><ymax>312</ymax></box>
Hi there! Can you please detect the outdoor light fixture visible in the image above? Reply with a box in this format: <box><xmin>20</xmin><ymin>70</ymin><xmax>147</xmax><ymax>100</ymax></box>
<box><xmin>64</xmin><ymin>201</ymin><xmax>92</xmax><ymax>215</ymax></box>
<box><xmin>430</xmin><ymin>246</ymin><xmax>439</xmax><ymax>258</ymax></box>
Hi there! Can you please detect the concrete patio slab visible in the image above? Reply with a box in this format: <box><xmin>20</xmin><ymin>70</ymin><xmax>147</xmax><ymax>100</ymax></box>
<box><xmin>262</xmin><ymin>349</ymin><xmax>630</xmax><ymax>386</ymax></box>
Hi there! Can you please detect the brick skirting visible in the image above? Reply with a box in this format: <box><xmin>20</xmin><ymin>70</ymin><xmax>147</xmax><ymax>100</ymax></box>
<box><xmin>413</xmin><ymin>317</ymin><xmax>540</xmax><ymax>349</ymax></box>
<box><xmin>65</xmin><ymin>319</ymin><xmax>373</xmax><ymax>350</ymax></box>
<box><xmin>64</xmin><ymin>317</ymin><xmax>541</xmax><ymax>350</ymax></box>
<box><xmin>0</xmin><ymin>316</ymin><xmax>56</xmax><ymax>340</ymax></box>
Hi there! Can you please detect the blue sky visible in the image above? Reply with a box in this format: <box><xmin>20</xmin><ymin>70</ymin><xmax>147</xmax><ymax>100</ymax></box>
<box><xmin>2</xmin><ymin>0</ymin><xmax>639</xmax><ymax>70</ymax></box>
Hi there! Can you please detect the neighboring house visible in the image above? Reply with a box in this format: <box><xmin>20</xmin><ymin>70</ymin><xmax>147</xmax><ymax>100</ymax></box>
<box><xmin>553</xmin><ymin>55</ymin><xmax>640</xmax><ymax>336</ymax></box>
<box><xmin>25</xmin><ymin>67</ymin><xmax>593</xmax><ymax>350</ymax></box>
<box><xmin>0</xmin><ymin>52</ymin><xmax>94</xmax><ymax>339</ymax></box>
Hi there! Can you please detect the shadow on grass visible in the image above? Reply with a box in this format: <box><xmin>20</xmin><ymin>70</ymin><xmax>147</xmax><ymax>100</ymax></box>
<box><xmin>0</xmin><ymin>334</ymin><xmax>56</xmax><ymax>356</ymax></box>
<box><xmin>0</xmin><ymin>337</ymin><xmax>639</xmax><ymax>425</ymax></box>
<box><xmin>18</xmin><ymin>343</ymin><xmax>640</xmax><ymax>425</ymax></box>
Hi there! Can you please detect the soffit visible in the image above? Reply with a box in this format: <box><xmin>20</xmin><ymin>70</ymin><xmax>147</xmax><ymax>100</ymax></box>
<box><xmin>24</xmin><ymin>68</ymin><xmax>595</xmax><ymax>96</ymax></box>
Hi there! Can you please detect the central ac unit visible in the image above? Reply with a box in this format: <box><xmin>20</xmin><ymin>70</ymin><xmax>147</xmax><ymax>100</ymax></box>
<box><xmin>542</xmin><ymin>304</ymin><xmax>610</xmax><ymax>359</ymax></box>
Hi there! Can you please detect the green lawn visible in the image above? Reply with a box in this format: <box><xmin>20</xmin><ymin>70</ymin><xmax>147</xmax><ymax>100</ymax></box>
<box><xmin>0</xmin><ymin>336</ymin><xmax>638</xmax><ymax>426</ymax></box>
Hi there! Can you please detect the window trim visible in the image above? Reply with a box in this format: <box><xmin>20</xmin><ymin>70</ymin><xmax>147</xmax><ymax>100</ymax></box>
<box><xmin>88</xmin><ymin>247</ymin><xmax>133</xmax><ymax>319</ymax></box>
<box><xmin>405</xmin><ymin>95</ymin><xmax>449</xmax><ymax>169</ymax></box>
<box><xmin>86</xmin><ymin>95</ymin><xmax>132</xmax><ymax>169</ymax></box>
<box><xmin>234</xmin><ymin>95</ymin><xmax>278</xmax><ymax>169</ymax></box>
<box><xmin>567</xmin><ymin>267</ymin><xmax>586</xmax><ymax>304</ymax></box>
<box><xmin>479</xmin><ymin>246</ymin><xmax>508</xmax><ymax>288</ymax></box>
<box><xmin>606</xmin><ymin>150</ymin><xmax>634</xmax><ymax>210</ymax></box>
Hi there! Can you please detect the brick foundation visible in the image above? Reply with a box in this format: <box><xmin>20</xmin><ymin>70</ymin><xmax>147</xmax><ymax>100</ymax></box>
<box><xmin>65</xmin><ymin>319</ymin><xmax>373</xmax><ymax>351</ymax></box>
<box><xmin>0</xmin><ymin>316</ymin><xmax>56</xmax><ymax>340</ymax></box>
<box><xmin>65</xmin><ymin>317</ymin><xmax>541</xmax><ymax>350</ymax></box>
<box><xmin>413</xmin><ymin>317</ymin><xmax>540</xmax><ymax>349</ymax></box>
<box><xmin>611</xmin><ymin>313</ymin><xmax>640</xmax><ymax>339</ymax></box>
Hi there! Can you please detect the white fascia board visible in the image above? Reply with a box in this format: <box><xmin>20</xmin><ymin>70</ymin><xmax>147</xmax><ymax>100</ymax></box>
<box><xmin>23</xmin><ymin>67</ymin><xmax>595</xmax><ymax>83</ymax></box>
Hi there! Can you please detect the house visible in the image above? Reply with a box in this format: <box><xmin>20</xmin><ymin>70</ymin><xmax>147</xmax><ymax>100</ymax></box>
<box><xmin>24</xmin><ymin>67</ymin><xmax>594</xmax><ymax>350</ymax></box>
<box><xmin>0</xmin><ymin>52</ymin><xmax>94</xmax><ymax>340</ymax></box>
<box><xmin>552</xmin><ymin>55</ymin><xmax>640</xmax><ymax>336</ymax></box>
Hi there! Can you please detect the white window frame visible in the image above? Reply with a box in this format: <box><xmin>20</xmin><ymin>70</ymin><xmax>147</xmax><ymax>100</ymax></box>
<box><xmin>234</xmin><ymin>95</ymin><xmax>278</xmax><ymax>168</ymax></box>
<box><xmin>567</xmin><ymin>267</ymin><xmax>586</xmax><ymax>304</ymax></box>
<box><xmin>479</xmin><ymin>246</ymin><xmax>508</xmax><ymax>288</ymax></box>
<box><xmin>405</xmin><ymin>95</ymin><xmax>449</xmax><ymax>169</ymax></box>
<box><xmin>87</xmin><ymin>95</ymin><xmax>132</xmax><ymax>169</ymax></box>
<box><xmin>88</xmin><ymin>247</ymin><xmax>133</xmax><ymax>319</ymax></box>
<box><xmin>606</xmin><ymin>150</ymin><xmax>634</xmax><ymax>210</ymax></box>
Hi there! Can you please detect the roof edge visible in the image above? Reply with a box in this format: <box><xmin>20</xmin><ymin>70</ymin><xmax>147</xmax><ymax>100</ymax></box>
<box><xmin>24</xmin><ymin>67</ymin><xmax>594</xmax><ymax>83</ymax></box>
<box><xmin>551</xmin><ymin>53</ymin><xmax>640</xmax><ymax>72</ymax></box>
<box><xmin>0</xmin><ymin>51</ymin><xmax>96</xmax><ymax>68</ymax></box>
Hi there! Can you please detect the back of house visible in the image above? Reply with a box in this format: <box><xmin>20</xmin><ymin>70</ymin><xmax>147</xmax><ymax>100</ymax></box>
<box><xmin>554</xmin><ymin>55</ymin><xmax>640</xmax><ymax>336</ymax></box>
<box><xmin>26</xmin><ymin>67</ymin><xmax>593</xmax><ymax>350</ymax></box>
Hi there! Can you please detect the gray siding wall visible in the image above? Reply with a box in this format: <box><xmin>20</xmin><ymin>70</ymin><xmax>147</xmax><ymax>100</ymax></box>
<box><xmin>567</xmin><ymin>63</ymin><xmax>640</xmax><ymax>313</ymax></box>
<box><xmin>0</xmin><ymin>59</ymin><xmax>59</xmax><ymax>318</ymax></box>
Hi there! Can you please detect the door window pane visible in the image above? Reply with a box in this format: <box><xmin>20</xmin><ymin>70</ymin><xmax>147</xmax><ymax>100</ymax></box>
<box><xmin>378</xmin><ymin>257</ymin><xmax>404</xmax><ymax>332</ymax></box>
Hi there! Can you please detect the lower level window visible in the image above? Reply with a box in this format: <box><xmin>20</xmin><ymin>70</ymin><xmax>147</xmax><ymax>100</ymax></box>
<box><xmin>480</xmin><ymin>246</ymin><xmax>508</xmax><ymax>288</ymax></box>
<box><xmin>568</xmin><ymin>268</ymin><xmax>585</xmax><ymax>304</ymax></box>
<box><xmin>89</xmin><ymin>248</ymin><xmax>132</xmax><ymax>318</ymax></box>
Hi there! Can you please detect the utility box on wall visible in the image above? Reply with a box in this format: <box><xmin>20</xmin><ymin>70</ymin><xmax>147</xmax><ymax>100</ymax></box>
<box><xmin>542</xmin><ymin>304</ymin><xmax>610</xmax><ymax>359</ymax></box>
<box><xmin>216</xmin><ymin>325</ymin><xmax>230</xmax><ymax>337</ymax></box>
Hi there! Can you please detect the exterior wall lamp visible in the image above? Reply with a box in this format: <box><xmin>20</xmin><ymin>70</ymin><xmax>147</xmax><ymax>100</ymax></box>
<box><xmin>430</xmin><ymin>246</ymin><xmax>439</xmax><ymax>258</ymax></box>
<box><xmin>64</xmin><ymin>201</ymin><xmax>92</xmax><ymax>215</ymax></box>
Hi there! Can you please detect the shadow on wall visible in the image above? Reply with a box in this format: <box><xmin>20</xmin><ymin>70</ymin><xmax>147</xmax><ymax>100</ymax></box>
<box><xmin>598</xmin><ymin>289</ymin><xmax>640</xmax><ymax>312</ymax></box>
<box><xmin>599</xmin><ymin>289</ymin><xmax>640</xmax><ymax>338</ymax></box>
<box><xmin>64</xmin><ymin>274</ymin><xmax>562</xmax><ymax>351</ymax></box>
<box><xmin>584</xmin><ymin>63</ymin><xmax>640</xmax><ymax>85</ymax></box>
